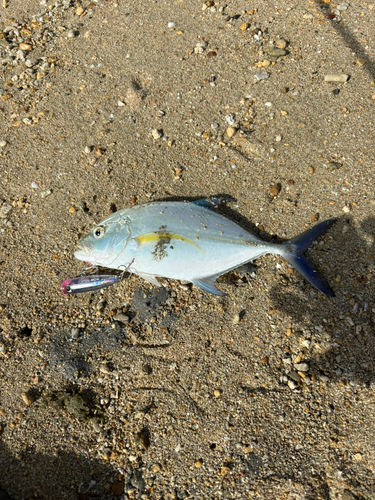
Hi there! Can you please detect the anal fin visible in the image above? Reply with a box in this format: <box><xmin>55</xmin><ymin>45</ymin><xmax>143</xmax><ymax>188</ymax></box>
<box><xmin>191</xmin><ymin>277</ymin><xmax>227</xmax><ymax>296</ymax></box>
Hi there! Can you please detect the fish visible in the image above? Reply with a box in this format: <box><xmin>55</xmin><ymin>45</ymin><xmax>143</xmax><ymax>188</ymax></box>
<box><xmin>61</xmin><ymin>274</ymin><xmax>120</xmax><ymax>294</ymax></box>
<box><xmin>73</xmin><ymin>198</ymin><xmax>337</xmax><ymax>297</ymax></box>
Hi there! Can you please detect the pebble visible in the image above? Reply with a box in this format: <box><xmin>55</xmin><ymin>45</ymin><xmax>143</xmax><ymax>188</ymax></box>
<box><xmin>168</xmin><ymin>22</ymin><xmax>175</xmax><ymax>28</ymax></box>
<box><xmin>220</xmin><ymin>467</ymin><xmax>231</xmax><ymax>476</ymax></box>
<box><xmin>70</xmin><ymin>327</ymin><xmax>80</xmax><ymax>339</ymax></box>
<box><xmin>356</xmin><ymin>57</ymin><xmax>366</xmax><ymax>66</ymax></box>
<box><xmin>113</xmin><ymin>313</ymin><xmax>129</xmax><ymax>325</ymax></box>
<box><xmin>294</xmin><ymin>363</ymin><xmax>309</xmax><ymax>372</ymax></box>
<box><xmin>287</xmin><ymin>380</ymin><xmax>298</xmax><ymax>390</ymax></box>
<box><xmin>324</xmin><ymin>74</ymin><xmax>349</xmax><ymax>83</ymax></box>
<box><xmin>84</xmin><ymin>145</ymin><xmax>92</xmax><ymax>154</ymax></box>
<box><xmin>0</xmin><ymin>205</ymin><xmax>12</xmax><ymax>218</ymax></box>
<box><xmin>240</xmin><ymin>22</ymin><xmax>249</xmax><ymax>31</ymax></box>
<box><xmin>275</xmin><ymin>39</ymin><xmax>287</xmax><ymax>49</ymax></box>
<box><xmin>194</xmin><ymin>41</ymin><xmax>208</xmax><ymax>54</ymax></box>
<box><xmin>254</xmin><ymin>72</ymin><xmax>269</xmax><ymax>81</ymax></box>
<box><xmin>112</xmin><ymin>480</ymin><xmax>124</xmax><ymax>496</ymax></box>
<box><xmin>268</xmin><ymin>47</ymin><xmax>287</xmax><ymax>57</ymax></box>
<box><xmin>20</xmin><ymin>391</ymin><xmax>35</xmax><ymax>406</ymax></box>
<box><xmin>19</xmin><ymin>43</ymin><xmax>32</xmax><ymax>51</ymax></box>
<box><xmin>213</xmin><ymin>390</ymin><xmax>221</xmax><ymax>398</ymax></box>
<box><xmin>76</xmin><ymin>6</ymin><xmax>84</xmax><ymax>16</ymax></box>
<box><xmin>25</xmin><ymin>58</ymin><xmax>38</xmax><ymax>68</ymax></box>
<box><xmin>337</xmin><ymin>3</ymin><xmax>349</xmax><ymax>10</ymax></box>
<box><xmin>269</xmin><ymin>183</ymin><xmax>281</xmax><ymax>197</ymax></box>
<box><xmin>0</xmin><ymin>140</ymin><xmax>7</xmax><ymax>148</ymax></box>
<box><xmin>67</xmin><ymin>29</ymin><xmax>77</xmax><ymax>38</ymax></box>
<box><xmin>151</xmin><ymin>128</ymin><xmax>163</xmax><ymax>140</ymax></box>
<box><xmin>226</xmin><ymin>126</ymin><xmax>237</xmax><ymax>138</ymax></box>
<box><xmin>194</xmin><ymin>459</ymin><xmax>203</xmax><ymax>468</ymax></box>
<box><xmin>342</xmin><ymin>205</ymin><xmax>351</xmax><ymax>213</ymax></box>
<box><xmin>232</xmin><ymin>313</ymin><xmax>240</xmax><ymax>325</ymax></box>
<box><xmin>275</xmin><ymin>134</ymin><xmax>282</xmax><ymax>142</ymax></box>
<box><xmin>31</xmin><ymin>182</ymin><xmax>38</xmax><ymax>189</ymax></box>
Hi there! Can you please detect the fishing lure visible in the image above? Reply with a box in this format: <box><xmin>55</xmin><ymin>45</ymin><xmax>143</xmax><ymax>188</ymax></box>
<box><xmin>61</xmin><ymin>274</ymin><xmax>120</xmax><ymax>294</ymax></box>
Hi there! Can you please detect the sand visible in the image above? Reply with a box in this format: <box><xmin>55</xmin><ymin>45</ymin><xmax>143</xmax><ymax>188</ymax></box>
<box><xmin>0</xmin><ymin>0</ymin><xmax>374</xmax><ymax>499</ymax></box>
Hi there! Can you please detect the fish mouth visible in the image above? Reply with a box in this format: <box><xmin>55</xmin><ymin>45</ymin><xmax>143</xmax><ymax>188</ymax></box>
<box><xmin>74</xmin><ymin>243</ymin><xmax>96</xmax><ymax>263</ymax></box>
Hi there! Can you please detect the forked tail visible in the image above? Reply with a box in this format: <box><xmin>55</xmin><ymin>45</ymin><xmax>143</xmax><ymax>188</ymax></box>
<box><xmin>280</xmin><ymin>219</ymin><xmax>337</xmax><ymax>297</ymax></box>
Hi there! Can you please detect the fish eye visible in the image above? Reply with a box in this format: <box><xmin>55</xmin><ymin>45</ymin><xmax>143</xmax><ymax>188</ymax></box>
<box><xmin>93</xmin><ymin>226</ymin><xmax>105</xmax><ymax>238</ymax></box>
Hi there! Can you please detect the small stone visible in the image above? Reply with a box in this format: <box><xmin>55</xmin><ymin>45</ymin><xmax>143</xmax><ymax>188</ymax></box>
<box><xmin>76</xmin><ymin>6</ymin><xmax>84</xmax><ymax>15</ymax></box>
<box><xmin>195</xmin><ymin>41</ymin><xmax>208</xmax><ymax>54</ymax></box>
<box><xmin>226</xmin><ymin>126</ymin><xmax>237</xmax><ymax>138</ymax></box>
<box><xmin>67</xmin><ymin>30</ymin><xmax>77</xmax><ymax>38</ymax></box>
<box><xmin>112</xmin><ymin>480</ymin><xmax>124</xmax><ymax>496</ymax></box>
<box><xmin>287</xmin><ymin>380</ymin><xmax>297</xmax><ymax>390</ymax></box>
<box><xmin>356</xmin><ymin>57</ymin><xmax>366</xmax><ymax>66</ymax></box>
<box><xmin>21</xmin><ymin>391</ymin><xmax>35</xmax><ymax>406</ymax></box>
<box><xmin>220</xmin><ymin>466</ymin><xmax>231</xmax><ymax>476</ymax></box>
<box><xmin>240</xmin><ymin>22</ymin><xmax>249</xmax><ymax>31</ymax></box>
<box><xmin>168</xmin><ymin>22</ymin><xmax>175</xmax><ymax>28</ymax></box>
<box><xmin>294</xmin><ymin>363</ymin><xmax>309</xmax><ymax>372</ymax></box>
<box><xmin>275</xmin><ymin>134</ymin><xmax>282</xmax><ymax>142</ymax></box>
<box><xmin>135</xmin><ymin>430</ymin><xmax>150</xmax><ymax>450</ymax></box>
<box><xmin>244</xmin><ymin>446</ymin><xmax>253</xmax><ymax>454</ymax></box>
<box><xmin>337</xmin><ymin>3</ymin><xmax>348</xmax><ymax>10</ymax></box>
<box><xmin>353</xmin><ymin>453</ymin><xmax>362</xmax><ymax>462</ymax></box>
<box><xmin>268</xmin><ymin>47</ymin><xmax>287</xmax><ymax>57</ymax></box>
<box><xmin>213</xmin><ymin>390</ymin><xmax>221</xmax><ymax>398</ymax></box>
<box><xmin>0</xmin><ymin>140</ymin><xmax>7</xmax><ymax>148</ymax></box>
<box><xmin>1</xmin><ymin>94</ymin><xmax>12</xmax><ymax>101</ymax></box>
<box><xmin>232</xmin><ymin>313</ymin><xmax>240</xmax><ymax>325</ymax></box>
<box><xmin>324</xmin><ymin>74</ymin><xmax>349</xmax><ymax>83</ymax></box>
<box><xmin>94</xmin><ymin>147</ymin><xmax>104</xmax><ymax>156</ymax></box>
<box><xmin>100</xmin><ymin>364</ymin><xmax>111</xmax><ymax>374</ymax></box>
<box><xmin>19</xmin><ymin>43</ymin><xmax>32</xmax><ymax>51</ymax></box>
<box><xmin>261</xmin><ymin>60</ymin><xmax>271</xmax><ymax>67</ymax></box>
<box><xmin>113</xmin><ymin>313</ymin><xmax>129</xmax><ymax>325</ymax></box>
<box><xmin>152</xmin><ymin>464</ymin><xmax>162</xmax><ymax>472</ymax></box>
<box><xmin>289</xmin><ymin>371</ymin><xmax>302</xmax><ymax>383</ymax></box>
<box><xmin>332</xmin><ymin>88</ymin><xmax>340</xmax><ymax>95</ymax></box>
<box><xmin>31</xmin><ymin>182</ymin><xmax>38</xmax><ymax>189</ymax></box>
<box><xmin>269</xmin><ymin>183</ymin><xmax>281</xmax><ymax>197</ymax></box>
<box><xmin>25</xmin><ymin>58</ymin><xmax>38</xmax><ymax>67</ymax></box>
<box><xmin>286</xmin><ymin>328</ymin><xmax>292</xmax><ymax>336</ymax></box>
<box><xmin>342</xmin><ymin>205</ymin><xmax>351</xmax><ymax>213</ymax></box>
<box><xmin>254</xmin><ymin>72</ymin><xmax>269</xmax><ymax>81</ymax></box>
<box><xmin>151</xmin><ymin>128</ymin><xmax>163</xmax><ymax>140</ymax></box>
<box><xmin>84</xmin><ymin>146</ymin><xmax>92</xmax><ymax>154</ymax></box>
<box><xmin>117</xmin><ymin>100</ymin><xmax>125</xmax><ymax>106</ymax></box>
<box><xmin>275</xmin><ymin>39</ymin><xmax>287</xmax><ymax>49</ymax></box>
<box><xmin>194</xmin><ymin>459</ymin><xmax>203</xmax><ymax>468</ymax></box>
<box><xmin>0</xmin><ymin>205</ymin><xmax>11</xmax><ymax>218</ymax></box>
<box><xmin>261</xmin><ymin>356</ymin><xmax>269</xmax><ymax>365</ymax></box>
<box><xmin>68</xmin><ymin>206</ymin><xmax>76</xmax><ymax>214</ymax></box>
<box><xmin>70</xmin><ymin>327</ymin><xmax>80</xmax><ymax>339</ymax></box>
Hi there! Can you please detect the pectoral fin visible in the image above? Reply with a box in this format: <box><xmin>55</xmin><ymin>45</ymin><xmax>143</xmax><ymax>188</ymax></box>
<box><xmin>191</xmin><ymin>277</ymin><xmax>227</xmax><ymax>296</ymax></box>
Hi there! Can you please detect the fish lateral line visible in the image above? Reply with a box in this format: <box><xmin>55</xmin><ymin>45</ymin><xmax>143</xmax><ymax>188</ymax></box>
<box><xmin>134</xmin><ymin>232</ymin><xmax>204</xmax><ymax>252</ymax></box>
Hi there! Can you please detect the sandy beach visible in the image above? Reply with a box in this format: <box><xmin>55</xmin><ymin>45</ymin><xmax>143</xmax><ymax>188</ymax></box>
<box><xmin>0</xmin><ymin>0</ymin><xmax>374</xmax><ymax>498</ymax></box>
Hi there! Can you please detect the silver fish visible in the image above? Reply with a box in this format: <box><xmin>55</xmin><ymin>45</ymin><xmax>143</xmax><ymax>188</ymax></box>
<box><xmin>74</xmin><ymin>199</ymin><xmax>336</xmax><ymax>296</ymax></box>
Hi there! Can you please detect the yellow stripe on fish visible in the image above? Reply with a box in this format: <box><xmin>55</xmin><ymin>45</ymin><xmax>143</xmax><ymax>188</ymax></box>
<box><xmin>134</xmin><ymin>232</ymin><xmax>203</xmax><ymax>252</ymax></box>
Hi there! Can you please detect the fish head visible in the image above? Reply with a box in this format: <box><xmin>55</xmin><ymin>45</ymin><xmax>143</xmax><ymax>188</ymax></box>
<box><xmin>74</xmin><ymin>212</ymin><xmax>132</xmax><ymax>267</ymax></box>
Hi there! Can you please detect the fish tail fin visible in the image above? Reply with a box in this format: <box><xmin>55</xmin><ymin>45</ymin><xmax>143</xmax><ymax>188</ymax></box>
<box><xmin>280</xmin><ymin>219</ymin><xmax>337</xmax><ymax>297</ymax></box>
